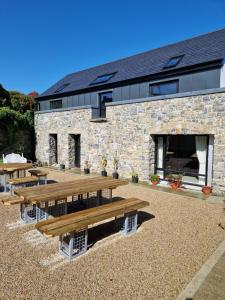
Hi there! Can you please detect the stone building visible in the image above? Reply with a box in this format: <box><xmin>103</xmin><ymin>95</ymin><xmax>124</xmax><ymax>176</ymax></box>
<box><xmin>35</xmin><ymin>28</ymin><xmax>225</xmax><ymax>194</ymax></box>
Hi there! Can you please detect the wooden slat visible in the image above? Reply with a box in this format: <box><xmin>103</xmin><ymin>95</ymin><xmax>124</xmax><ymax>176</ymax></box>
<box><xmin>0</xmin><ymin>163</ymin><xmax>32</xmax><ymax>171</ymax></box>
<box><xmin>28</xmin><ymin>180</ymin><xmax>127</xmax><ymax>203</ymax></box>
<box><xmin>14</xmin><ymin>177</ymin><xmax>128</xmax><ymax>203</ymax></box>
<box><xmin>7</xmin><ymin>176</ymin><xmax>38</xmax><ymax>185</ymax></box>
<box><xmin>15</xmin><ymin>176</ymin><xmax>116</xmax><ymax>196</ymax></box>
<box><xmin>1</xmin><ymin>195</ymin><xmax>25</xmax><ymax>205</ymax></box>
<box><xmin>36</xmin><ymin>198</ymin><xmax>149</xmax><ymax>237</ymax></box>
<box><xmin>37</xmin><ymin>198</ymin><xmax>142</xmax><ymax>231</ymax></box>
<box><xmin>28</xmin><ymin>169</ymin><xmax>48</xmax><ymax>176</ymax></box>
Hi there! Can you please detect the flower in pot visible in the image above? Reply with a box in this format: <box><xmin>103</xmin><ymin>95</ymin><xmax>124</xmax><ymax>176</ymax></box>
<box><xmin>167</xmin><ymin>173</ymin><xmax>183</xmax><ymax>190</ymax></box>
<box><xmin>202</xmin><ymin>186</ymin><xmax>212</xmax><ymax>195</ymax></box>
<box><xmin>84</xmin><ymin>160</ymin><xmax>91</xmax><ymax>174</ymax></box>
<box><xmin>112</xmin><ymin>157</ymin><xmax>119</xmax><ymax>179</ymax></box>
<box><xmin>100</xmin><ymin>156</ymin><xmax>107</xmax><ymax>176</ymax></box>
<box><xmin>150</xmin><ymin>174</ymin><xmax>160</xmax><ymax>185</ymax></box>
<box><xmin>131</xmin><ymin>169</ymin><xmax>139</xmax><ymax>183</ymax></box>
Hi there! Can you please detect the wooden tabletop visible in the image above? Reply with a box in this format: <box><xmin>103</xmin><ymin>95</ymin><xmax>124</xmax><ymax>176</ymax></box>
<box><xmin>14</xmin><ymin>176</ymin><xmax>128</xmax><ymax>204</ymax></box>
<box><xmin>0</xmin><ymin>163</ymin><xmax>32</xmax><ymax>172</ymax></box>
<box><xmin>36</xmin><ymin>198</ymin><xmax>149</xmax><ymax>237</ymax></box>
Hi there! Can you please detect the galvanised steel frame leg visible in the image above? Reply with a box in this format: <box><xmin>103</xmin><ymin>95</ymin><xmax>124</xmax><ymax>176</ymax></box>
<box><xmin>59</xmin><ymin>228</ymin><xmax>88</xmax><ymax>261</ymax></box>
<box><xmin>9</xmin><ymin>184</ymin><xmax>13</xmax><ymax>195</ymax></box>
<box><xmin>64</xmin><ymin>199</ymin><xmax>67</xmax><ymax>215</ymax></box>
<box><xmin>109</xmin><ymin>189</ymin><xmax>112</xmax><ymax>202</ymax></box>
<box><xmin>97</xmin><ymin>190</ymin><xmax>102</xmax><ymax>205</ymax></box>
<box><xmin>3</xmin><ymin>174</ymin><xmax>7</xmax><ymax>192</ymax></box>
<box><xmin>38</xmin><ymin>176</ymin><xmax>48</xmax><ymax>186</ymax></box>
<box><xmin>118</xmin><ymin>211</ymin><xmax>138</xmax><ymax>236</ymax></box>
<box><xmin>36</xmin><ymin>201</ymin><xmax>48</xmax><ymax>221</ymax></box>
<box><xmin>20</xmin><ymin>203</ymin><xmax>37</xmax><ymax>224</ymax></box>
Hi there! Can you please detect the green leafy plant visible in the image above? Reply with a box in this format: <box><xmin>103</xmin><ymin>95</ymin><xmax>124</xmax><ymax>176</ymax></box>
<box><xmin>113</xmin><ymin>157</ymin><xmax>119</xmax><ymax>172</ymax></box>
<box><xmin>150</xmin><ymin>174</ymin><xmax>160</xmax><ymax>182</ymax></box>
<box><xmin>84</xmin><ymin>160</ymin><xmax>91</xmax><ymax>169</ymax></box>
<box><xmin>166</xmin><ymin>173</ymin><xmax>183</xmax><ymax>182</ymax></box>
<box><xmin>130</xmin><ymin>168</ymin><xmax>138</xmax><ymax>177</ymax></box>
<box><xmin>100</xmin><ymin>156</ymin><xmax>107</xmax><ymax>171</ymax></box>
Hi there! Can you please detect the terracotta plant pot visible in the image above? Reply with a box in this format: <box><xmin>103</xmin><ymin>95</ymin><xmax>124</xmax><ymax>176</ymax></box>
<box><xmin>101</xmin><ymin>170</ymin><xmax>107</xmax><ymax>177</ymax></box>
<box><xmin>59</xmin><ymin>164</ymin><xmax>65</xmax><ymax>170</ymax></box>
<box><xmin>112</xmin><ymin>172</ymin><xmax>119</xmax><ymax>179</ymax></box>
<box><xmin>132</xmin><ymin>176</ymin><xmax>139</xmax><ymax>183</ymax></box>
<box><xmin>170</xmin><ymin>182</ymin><xmax>179</xmax><ymax>190</ymax></box>
<box><xmin>202</xmin><ymin>186</ymin><xmax>212</xmax><ymax>195</ymax></box>
<box><xmin>84</xmin><ymin>168</ymin><xmax>90</xmax><ymax>174</ymax></box>
<box><xmin>151</xmin><ymin>180</ymin><xmax>159</xmax><ymax>185</ymax></box>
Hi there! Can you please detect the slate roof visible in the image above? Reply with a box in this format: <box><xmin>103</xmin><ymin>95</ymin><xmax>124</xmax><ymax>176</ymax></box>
<box><xmin>39</xmin><ymin>28</ymin><xmax>225</xmax><ymax>98</ymax></box>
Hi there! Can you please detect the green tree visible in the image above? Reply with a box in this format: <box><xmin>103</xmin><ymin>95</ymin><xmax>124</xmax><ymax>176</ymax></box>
<box><xmin>0</xmin><ymin>84</ymin><xmax>10</xmax><ymax>107</ymax></box>
<box><xmin>9</xmin><ymin>90</ymin><xmax>36</xmax><ymax>113</ymax></box>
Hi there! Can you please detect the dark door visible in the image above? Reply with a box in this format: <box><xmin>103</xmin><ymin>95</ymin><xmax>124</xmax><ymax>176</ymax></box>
<box><xmin>99</xmin><ymin>91</ymin><xmax>112</xmax><ymax>118</ymax></box>
<box><xmin>74</xmin><ymin>135</ymin><xmax>80</xmax><ymax>168</ymax></box>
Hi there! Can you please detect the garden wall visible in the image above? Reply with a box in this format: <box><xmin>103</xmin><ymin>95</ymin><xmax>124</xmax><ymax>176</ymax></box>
<box><xmin>0</xmin><ymin>128</ymin><xmax>34</xmax><ymax>160</ymax></box>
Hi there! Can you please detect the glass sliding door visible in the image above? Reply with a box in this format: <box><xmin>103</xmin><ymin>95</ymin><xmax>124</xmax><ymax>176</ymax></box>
<box><xmin>155</xmin><ymin>135</ymin><xmax>208</xmax><ymax>186</ymax></box>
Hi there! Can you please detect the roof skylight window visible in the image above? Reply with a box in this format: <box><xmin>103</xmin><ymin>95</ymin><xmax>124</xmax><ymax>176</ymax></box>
<box><xmin>90</xmin><ymin>72</ymin><xmax>116</xmax><ymax>85</ymax></box>
<box><xmin>54</xmin><ymin>83</ymin><xmax>70</xmax><ymax>93</ymax></box>
<box><xmin>164</xmin><ymin>55</ymin><xmax>184</xmax><ymax>69</ymax></box>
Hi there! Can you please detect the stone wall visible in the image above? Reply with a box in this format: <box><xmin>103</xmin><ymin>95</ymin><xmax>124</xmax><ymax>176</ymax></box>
<box><xmin>35</xmin><ymin>91</ymin><xmax>225</xmax><ymax>195</ymax></box>
<box><xmin>49</xmin><ymin>134</ymin><xmax>57</xmax><ymax>165</ymax></box>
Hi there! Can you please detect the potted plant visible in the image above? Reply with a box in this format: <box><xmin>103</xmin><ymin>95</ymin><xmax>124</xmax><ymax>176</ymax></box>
<box><xmin>202</xmin><ymin>185</ymin><xmax>212</xmax><ymax>195</ymax></box>
<box><xmin>100</xmin><ymin>156</ymin><xmax>107</xmax><ymax>176</ymax></box>
<box><xmin>59</xmin><ymin>163</ymin><xmax>65</xmax><ymax>170</ymax></box>
<box><xmin>112</xmin><ymin>157</ymin><xmax>119</xmax><ymax>179</ymax></box>
<box><xmin>84</xmin><ymin>160</ymin><xmax>91</xmax><ymax>174</ymax></box>
<box><xmin>167</xmin><ymin>173</ymin><xmax>183</xmax><ymax>190</ymax></box>
<box><xmin>131</xmin><ymin>169</ymin><xmax>139</xmax><ymax>183</ymax></box>
<box><xmin>150</xmin><ymin>174</ymin><xmax>160</xmax><ymax>185</ymax></box>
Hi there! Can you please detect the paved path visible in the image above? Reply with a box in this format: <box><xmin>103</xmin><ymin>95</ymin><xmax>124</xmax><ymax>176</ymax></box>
<box><xmin>193</xmin><ymin>250</ymin><xmax>225</xmax><ymax>300</ymax></box>
<box><xmin>177</xmin><ymin>238</ymin><xmax>225</xmax><ymax>300</ymax></box>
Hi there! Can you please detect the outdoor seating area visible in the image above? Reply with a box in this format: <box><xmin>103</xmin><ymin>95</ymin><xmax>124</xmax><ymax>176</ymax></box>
<box><xmin>0</xmin><ymin>168</ymin><xmax>151</xmax><ymax>261</ymax></box>
<box><xmin>36</xmin><ymin>197</ymin><xmax>149</xmax><ymax>260</ymax></box>
<box><xmin>0</xmin><ymin>168</ymin><xmax>224</xmax><ymax>299</ymax></box>
<box><xmin>0</xmin><ymin>162</ymin><xmax>33</xmax><ymax>192</ymax></box>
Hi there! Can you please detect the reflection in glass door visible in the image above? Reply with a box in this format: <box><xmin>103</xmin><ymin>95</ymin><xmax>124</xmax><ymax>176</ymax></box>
<box><xmin>155</xmin><ymin>135</ymin><xmax>208</xmax><ymax>186</ymax></box>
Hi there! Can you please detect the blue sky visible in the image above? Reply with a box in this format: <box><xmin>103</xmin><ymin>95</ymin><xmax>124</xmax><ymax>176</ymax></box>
<box><xmin>0</xmin><ymin>0</ymin><xmax>225</xmax><ymax>94</ymax></box>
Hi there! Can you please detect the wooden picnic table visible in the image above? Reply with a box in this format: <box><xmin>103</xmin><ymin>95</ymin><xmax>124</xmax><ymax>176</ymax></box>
<box><xmin>14</xmin><ymin>176</ymin><xmax>128</xmax><ymax>203</ymax></box>
<box><xmin>0</xmin><ymin>163</ymin><xmax>33</xmax><ymax>192</ymax></box>
<box><xmin>0</xmin><ymin>163</ymin><xmax>32</xmax><ymax>172</ymax></box>
<box><xmin>13</xmin><ymin>176</ymin><xmax>128</xmax><ymax>223</ymax></box>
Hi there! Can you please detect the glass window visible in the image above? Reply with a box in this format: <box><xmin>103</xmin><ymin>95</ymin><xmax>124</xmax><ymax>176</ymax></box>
<box><xmin>54</xmin><ymin>83</ymin><xmax>70</xmax><ymax>93</ymax></box>
<box><xmin>164</xmin><ymin>55</ymin><xmax>183</xmax><ymax>68</ymax></box>
<box><xmin>50</xmin><ymin>99</ymin><xmax>62</xmax><ymax>110</ymax></box>
<box><xmin>150</xmin><ymin>80</ymin><xmax>178</xmax><ymax>96</ymax></box>
<box><xmin>90</xmin><ymin>73</ymin><xmax>116</xmax><ymax>85</ymax></box>
<box><xmin>155</xmin><ymin>135</ymin><xmax>208</xmax><ymax>186</ymax></box>
<box><xmin>99</xmin><ymin>91</ymin><xmax>113</xmax><ymax>118</ymax></box>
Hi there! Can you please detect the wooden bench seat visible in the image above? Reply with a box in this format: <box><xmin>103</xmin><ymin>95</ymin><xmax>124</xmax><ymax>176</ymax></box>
<box><xmin>36</xmin><ymin>198</ymin><xmax>149</xmax><ymax>260</ymax></box>
<box><xmin>7</xmin><ymin>176</ymin><xmax>39</xmax><ymax>195</ymax></box>
<box><xmin>28</xmin><ymin>169</ymin><xmax>48</xmax><ymax>184</ymax></box>
<box><xmin>7</xmin><ymin>176</ymin><xmax>39</xmax><ymax>185</ymax></box>
<box><xmin>28</xmin><ymin>169</ymin><xmax>48</xmax><ymax>176</ymax></box>
<box><xmin>1</xmin><ymin>195</ymin><xmax>25</xmax><ymax>205</ymax></box>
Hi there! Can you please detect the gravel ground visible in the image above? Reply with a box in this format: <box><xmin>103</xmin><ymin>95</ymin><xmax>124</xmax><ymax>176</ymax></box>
<box><xmin>0</xmin><ymin>168</ymin><xmax>224</xmax><ymax>300</ymax></box>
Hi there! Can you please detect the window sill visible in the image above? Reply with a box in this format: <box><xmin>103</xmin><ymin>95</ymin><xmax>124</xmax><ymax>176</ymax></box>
<box><xmin>89</xmin><ymin>118</ymin><xmax>108</xmax><ymax>123</ymax></box>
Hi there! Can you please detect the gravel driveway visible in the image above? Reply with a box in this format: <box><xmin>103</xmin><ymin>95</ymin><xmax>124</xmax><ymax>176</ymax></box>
<box><xmin>0</xmin><ymin>169</ymin><xmax>224</xmax><ymax>300</ymax></box>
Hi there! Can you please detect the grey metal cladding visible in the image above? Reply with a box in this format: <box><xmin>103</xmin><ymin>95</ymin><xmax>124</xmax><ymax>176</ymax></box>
<box><xmin>38</xmin><ymin>29</ymin><xmax>225</xmax><ymax>98</ymax></box>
